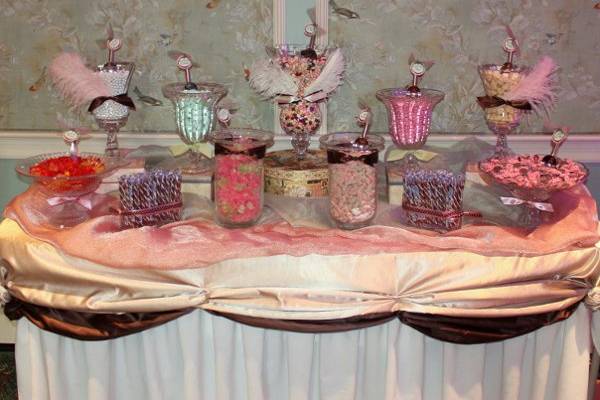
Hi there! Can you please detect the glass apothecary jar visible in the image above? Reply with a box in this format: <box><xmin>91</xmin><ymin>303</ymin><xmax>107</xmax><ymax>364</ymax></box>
<box><xmin>319</xmin><ymin>132</ymin><xmax>384</xmax><ymax>229</ymax></box>
<box><xmin>210</xmin><ymin>128</ymin><xmax>274</xmax><ymax>228</ymax></box>
<box><xmin>376</xmin><ymin>88</ymin><xmax>444</xmax><ymax>149</ymax></box>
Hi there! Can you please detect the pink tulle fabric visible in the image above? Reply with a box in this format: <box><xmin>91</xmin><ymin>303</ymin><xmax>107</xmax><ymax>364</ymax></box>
<box><xmin>4</xmin><ymin>185</ymin><xmax>598</xmax><ymax>270</ymax></box>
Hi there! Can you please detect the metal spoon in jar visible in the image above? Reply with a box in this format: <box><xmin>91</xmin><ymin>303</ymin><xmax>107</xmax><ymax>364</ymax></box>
<box><xmin>300</xmin><ymin>24</ymin><xmax>318</xmax><ymax>60</ymax></box>
<box><xmin>542</xmin><ymin>128</ymin><xmax>568</xmax><ymax>167</ymax></box>
<box><xmin>354</xmin><ymin>106</ymin><xmax>371</xmax><ymax>146</ymax></box>
<box><xmin>176</xmin><ymin>54</ymin><xmax>199</xmax><ymax>91</ymax></box>
<box><xmin>406</xmin><ymin>61</ymin><xmax>427</xmax><ymax>95</ymax></box>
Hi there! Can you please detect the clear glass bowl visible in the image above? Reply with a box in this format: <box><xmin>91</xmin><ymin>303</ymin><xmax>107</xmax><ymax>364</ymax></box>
<box><xmin>16</xmin><ymin>152</ymin><xmax>120</xmax><ymax>228</ymax></box>
<box><xmin>478</xmin><ymin>154</ymin><xmax>589</xmax><ymax>226</ymax></box>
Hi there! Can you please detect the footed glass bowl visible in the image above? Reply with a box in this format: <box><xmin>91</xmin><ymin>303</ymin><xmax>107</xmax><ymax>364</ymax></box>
<box><xmin>16</xmin><ymin>152</ymin><xmax>120</xmax><ymax>227</ymax></box>
<box><xmin>478</xmin><ymin>154</ymin><xmax>588</xmax><ymax>226</ymax></box>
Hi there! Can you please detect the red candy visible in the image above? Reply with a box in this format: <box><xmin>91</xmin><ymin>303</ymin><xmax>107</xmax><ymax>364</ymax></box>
<box><xmin>29</xmin><ymin>156</ymin><xmax>105</xmax><ymax>193</ymax></box>
<box><xmin>30</xmin><ymin>156</ymin><xmax>105</xmax><ymax>178</ymax></box>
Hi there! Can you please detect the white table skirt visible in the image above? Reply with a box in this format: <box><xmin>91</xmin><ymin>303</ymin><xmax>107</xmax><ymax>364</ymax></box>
<box><xmin>15</xmin><ymin>305</ymin><xmax>592</xmax><ymax>400</ymax></box>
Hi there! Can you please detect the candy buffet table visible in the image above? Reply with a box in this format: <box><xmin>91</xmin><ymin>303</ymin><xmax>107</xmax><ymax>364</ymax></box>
<box><xmin>2</xmin><ymin>148</ymin><xmax>600</xmax><ymax>399</ymax></box>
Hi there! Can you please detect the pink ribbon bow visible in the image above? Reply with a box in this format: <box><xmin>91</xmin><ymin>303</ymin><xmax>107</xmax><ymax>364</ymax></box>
<box><xmin>500</xmin><ymin>196</ymin><xmax>554</xmax><ymax>212</ymax></box>
<box><xmin>47</xmin><ymin>194</ymin><xmax>94</xmax><ymax>210</ymax></box>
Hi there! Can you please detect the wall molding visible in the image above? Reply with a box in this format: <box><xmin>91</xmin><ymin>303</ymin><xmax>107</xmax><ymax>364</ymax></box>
<box><xmin>1</xmin><ymin>130</ymin><xmax>600</xmax><ymax>162</ymax></box>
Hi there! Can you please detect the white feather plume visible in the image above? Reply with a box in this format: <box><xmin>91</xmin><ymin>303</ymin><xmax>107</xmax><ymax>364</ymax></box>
<box><xmin>248</xmin><ymin>59</ymin><xmax>297</xmax><ymax>99</ymax></box>
<box><xmin>304</xmin><ymin>48</ymin><xmax>345</xmax><ymax>100</ymax></box>
<box><xmin>49</xmin><ymin>52</ymin><xmax>111</xmax><ymax>107</ymax></box>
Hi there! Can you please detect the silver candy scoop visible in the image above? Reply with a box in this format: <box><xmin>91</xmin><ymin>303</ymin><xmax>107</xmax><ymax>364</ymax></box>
<box><xmin>542</xmin><ymin>128</ymin><xmax>568</xmax><ymax>168</ymax></box>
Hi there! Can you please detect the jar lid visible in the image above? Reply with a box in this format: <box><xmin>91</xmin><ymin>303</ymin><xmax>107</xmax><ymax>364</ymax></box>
<box><xmin>319</xmin><ymin>132</ymin><xmax>384</xmax><ymax>155</ymax></box>
<box><xmin>210</xmin><ymin>128</ymin><xmax>274</xmax><ymax>151</ymax></box>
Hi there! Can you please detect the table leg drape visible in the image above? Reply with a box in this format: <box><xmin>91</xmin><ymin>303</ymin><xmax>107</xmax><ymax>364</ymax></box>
<box><xmin>15</xmin><ymin>305</ymin><xmax>592</xmax><ymax>400</ymax></box>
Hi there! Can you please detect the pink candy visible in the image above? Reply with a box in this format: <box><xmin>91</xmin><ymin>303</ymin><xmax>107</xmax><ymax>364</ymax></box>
<box><xmin>480</xmin><ymin>155</ymin><xmax>588</xmax><ymax>191</ymax></box>
<box><xmin>278</xmin><ymin>54</ymin><xmax>326</xmax><ymax>92</ymax></box>
<box><xmin>329</xmin><ymin>161</ymin><xmax>377</xmax><ymax>227</ymax></box>
<box><xmin>214</xmin><ymin>154</ymin><xmax>263</xmax><ymax>226</ymax></box>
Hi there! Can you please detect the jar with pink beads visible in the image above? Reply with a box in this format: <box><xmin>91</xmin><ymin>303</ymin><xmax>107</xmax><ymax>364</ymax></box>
<box><xmin>210</xmin><ymin>128</ymin><xmax>274</xmax><ymax>228</ymax></box>
<box><xmin>376</xmin><ymin>58</ymin><xmax>444</xmax><ymax>149</ymax></box>
<box><xmin>320</xmin><ymin>132</ymin><xmax>384</xmax><ymax>230</ymax></box>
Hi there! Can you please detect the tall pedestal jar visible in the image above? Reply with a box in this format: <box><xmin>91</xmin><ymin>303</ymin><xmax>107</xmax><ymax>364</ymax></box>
<box><xmin>478</xmin><ymin>64</ymin><xmax>528</xmax><ymax>154</ymax></box>
<box><xmin>272</xmin><ymin>44</ymin><xmax>332</xmax><ymax>161</ymax></box>
<box><xmin>320</xmin><ymin>133</ymin><xmax>384</xmax><ymax>230</ymax></box>
<box><xmin>162</xmin><ymin>82</ymin><xmax>227</xmax><ymax>175</ymax></box>
<box><xmin>92</xmin><ymin>62</ymin><xmax>135</xmax><ymax>157</ymax></box>
<box><xmin>376</xmin><ymin>88</ymin><xmax>444</xmax><ymax>149</ymax></box>
<box><xmin>279</xmin><ymin>100</ymin><xmax>321</xmax><ymax>159</ymax></box>
<box><xmin>211</xmin><ymin>129</ymin><xmax>274</xmax><ymax>228</ymax></box>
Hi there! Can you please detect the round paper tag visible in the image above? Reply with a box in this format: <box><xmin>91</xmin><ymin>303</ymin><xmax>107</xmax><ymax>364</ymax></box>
<box><xmin>177</xmin><ymin>55</ymin><xmax>193</xmax><ymax>70</ymax></box>
<box><xmin>503</xmin><ymin>38</ymin><xmax>517</xmax><ymax>53</ymax></box>
<box><xmin>63</xmin><ymin>130</ymin><xmax>79</xmax><ymax>143</ymax></box>
<box><xmin>358</xmin><ymin>110</ymin><xmax>370</xmax><ymax>123</ymax></box>
<box><xmin>410</xmin><ymin>62</ymin><xmax>426</xmax><ymax>77</ymax></box>
<box><xmin>552</xmin><ymin>129</ymin><xmax>566</xmax><ymax>142</ymax></box>
<box><xmin>304</xmin><ymin>24</ymin><xmax>316</xmax><ymax>37</ymax></box>
<box><xmin>217</xmin><ymin>108</ymin><xmax>231</xmax><ymax>123</ymax></box>
<box><xmin>107</xmin><ymin>38</ymin><xmax>123</xmax><ymax>52</ymax></box>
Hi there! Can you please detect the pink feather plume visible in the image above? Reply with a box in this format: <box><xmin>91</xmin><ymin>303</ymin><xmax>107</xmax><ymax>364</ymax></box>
<box><xmin>49</xmin><ymin>52</ymin><xmax>110</xmax><ymax>107</ymax></box>
<box><xmin>504</xmin><ymin>56</ymin><xmax>559</xmax><ymax>115</ymax></box>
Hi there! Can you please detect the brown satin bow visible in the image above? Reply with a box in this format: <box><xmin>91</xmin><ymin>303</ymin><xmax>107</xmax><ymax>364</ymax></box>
<box><xmin>88</xmin><ymin>93</ymin><xmax>136</xmax><ymax>113</ymax></box>
<box><xmin>476</xmin><ymin>96</ymin><xmax>532</xmax><ymax>111</ymax></box>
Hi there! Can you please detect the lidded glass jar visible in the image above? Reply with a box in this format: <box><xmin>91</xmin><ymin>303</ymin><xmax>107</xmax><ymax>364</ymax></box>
<box><xmin>210</xmin><ymin>128</ymin><xmax>274</xmax><ymax>228</ymax></box>
<box><xmin>319</xmin><ymin>132</ymin><xmax>384</xmax><ymax>229</ymax></box>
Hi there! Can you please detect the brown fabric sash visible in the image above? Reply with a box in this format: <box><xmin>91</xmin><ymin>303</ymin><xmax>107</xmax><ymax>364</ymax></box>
<box><xmin>476</xmin><ymin>95</ymin><xmax>532</xmax><ymax>111</ymax></box>
<box><xmin>3</xmin><ymin>300</ymin><xmax>191</xmax><ymax>341</ymax></box>
<box><xmin>4</xmin><ymin>299</ymin><xmax>580</xmax><ymax>344</ymax></box>
<box><xmin>88</xmin><ymin>93</ymin><xmax>136</xmax><ymax>113</ymax></box>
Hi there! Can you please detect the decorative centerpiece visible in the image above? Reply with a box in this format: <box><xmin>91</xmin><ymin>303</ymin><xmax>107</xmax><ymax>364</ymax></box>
<box><xmin>249</xmin><ymin>23</ymin><xmax>345</xmax><ymax>160</ymax></box>
<box><xmin>210</xmin><ymin>128</ymin><xmax>274</xmax><ymax>228</ymax></box>
<box><xmin>477</xmin><ymin>27</ymin><xmax>558</xmax><ymax>154</ymax></box>
<box><xmin>162</xmin><ymin>52</ymin><xmax>227</xmax><ymax>175</ymax></box>
<box><xmin>263</xmin><ymin>150</ymin><xmax>329</xmax><ymax>197</ymax></box>
<box><xmin>479</xmin><ymin>129</ymin><xmax>588</xmax><ymax>226</ymax></box>
<box><xmin>118</xmin><ymin>169</ymin><xmax>183</xmax><ymax>229</ymax></box>
<box><xmin>376</xmin><ymin>55</ymin><xmax>444</xmax><ymax>149</ymax></box>
<box><xmin>15</xmin><ymin>131</ymin><xmax>118</xmax><ymax>228</ymax></box>
<box><xmin>402</xmin><ymin>169</ymin><xmax>480</xmax><ymax>232</ymax></box>
<box><xmin>320</xmin><ymin>106</ymin><xmax>384</xmax><ymax>230</ymax></box>
<box><xmin>49</xmin><ymin>27</ymin><xmax>136</xmax><ymax>157</ymax></box>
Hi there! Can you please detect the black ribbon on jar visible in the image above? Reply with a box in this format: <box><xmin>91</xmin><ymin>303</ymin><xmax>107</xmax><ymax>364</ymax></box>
<box><xmin>476</xmin><ymin>95</ymin><xmax>532</xmax><ymax>111</ymax></box>
<box><xmin>327</xmin><ymin>147</ymin><xmax>379</xmax><ymax>166</ymax></box>
<box><xmin>88</xmin><ymin>93</ymin><xmax>137</xmax><ymax>113</ymax></box>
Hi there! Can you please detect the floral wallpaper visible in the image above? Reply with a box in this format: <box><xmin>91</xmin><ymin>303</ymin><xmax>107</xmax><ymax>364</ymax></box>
<box><xmin>327</xmin><ymin>0</ymin><xmax>600</xmax><ymax>133</ymax></box>
<box><xmin>0</xmin><ymin>0</ymin><xmax>599</xmax><ymax>134</ymax></box>
<box><xmin>0</xmin><ymin>0</ymin><xmax>273</xmax><ymax>131</ymax></box>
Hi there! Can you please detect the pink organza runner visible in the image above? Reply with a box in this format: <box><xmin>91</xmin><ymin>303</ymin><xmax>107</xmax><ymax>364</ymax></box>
<box><xmin>4</xmin><ymin>184</ymin><xmax>599</xmax><ymax>270</ymax></box>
